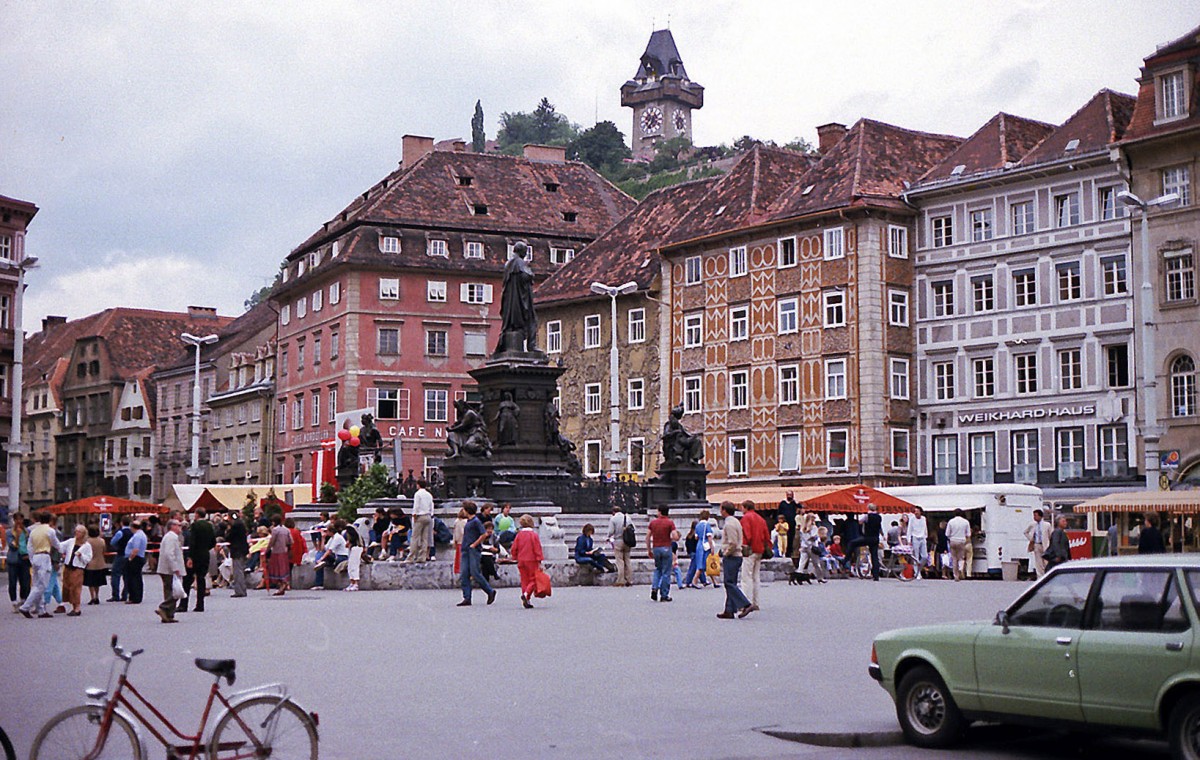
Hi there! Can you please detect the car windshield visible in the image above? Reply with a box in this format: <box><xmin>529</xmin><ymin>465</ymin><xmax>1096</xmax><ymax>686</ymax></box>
<box><xmin>1008</xmin><ymin>570</ymin><xmax>1097</xmax><ymax>628</ymax></box>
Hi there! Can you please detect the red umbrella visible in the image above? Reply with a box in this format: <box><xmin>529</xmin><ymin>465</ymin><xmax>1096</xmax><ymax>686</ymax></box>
<box><xmin>46</xmin><ymin>495</ymin><xmax>167</xmax><ymax>516</ymax></box>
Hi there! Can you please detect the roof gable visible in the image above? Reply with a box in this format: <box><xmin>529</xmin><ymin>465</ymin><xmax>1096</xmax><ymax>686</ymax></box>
<box><xmin>1123</xmin><ymin>26</ymin><xmax>1200</xmax><ymax>143</ymax></box>
<box><xmin>920</xmin><ymin>113</ymin><xmax>1054</xmax><ymax>183</ymax></box>
<box><xmin>635</xmin><ymin>29</ymin><xmax>689</xmax><ymax>81</ymax></box>
<box><xmin>1021</xmin><ymin>89</ymin><xmax>1136</xmax><ymax>164</ymax></box>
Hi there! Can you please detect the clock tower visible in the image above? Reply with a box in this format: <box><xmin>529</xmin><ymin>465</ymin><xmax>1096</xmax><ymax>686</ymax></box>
<box><xmin>621</xmin><ymin>29</ymin><xmax>704</xmax><ymax>159</ymax></box>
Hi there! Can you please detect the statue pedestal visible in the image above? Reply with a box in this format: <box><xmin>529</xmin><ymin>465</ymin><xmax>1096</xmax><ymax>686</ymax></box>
<box><xmin>646</xmin><ymin>461</ymin><xmax>710</xmax><ymax>512</ymax></box>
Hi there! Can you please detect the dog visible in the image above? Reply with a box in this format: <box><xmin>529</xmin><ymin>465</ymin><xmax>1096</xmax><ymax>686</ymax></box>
<box><xmin>788</xmin><ymin>570</ymin><xmax>815</xmax><ymax>585</ymax></box>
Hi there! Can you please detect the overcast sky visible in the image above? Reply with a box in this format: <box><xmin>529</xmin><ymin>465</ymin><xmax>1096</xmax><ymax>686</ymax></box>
<box><xmin>2</xmin><ymin>1</ymin><xmax>1197</xmax><ymax>328</ymax></box>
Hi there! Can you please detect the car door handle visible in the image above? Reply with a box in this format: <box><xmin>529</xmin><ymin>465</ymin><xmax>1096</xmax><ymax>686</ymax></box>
<box><xmin>1167</xmin><ymin>642</ymin><xmax>1185</xmax><ymax>652</ymax></box>
<box><xmin>1056</xmin><ymin>637</ymin><xmax>1072</xmax><ymax>646</ymax></box>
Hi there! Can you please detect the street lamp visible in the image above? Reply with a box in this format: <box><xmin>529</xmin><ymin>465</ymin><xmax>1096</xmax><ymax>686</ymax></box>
<box><xmin>0</xmin><ymin>255</ymin><xmax>38</xmax><ymax>518</ymax></box>
<box><xmin>181</xmin><ymin>332</ymin><xmax>218</xmax><ymax>484</ymax></box>
<box><xmin>1118</xmin><ymin>189</ymin><xmax>1180</xmax><ymax>490</ymax></box>
<box><xmin>590</xmin><ymin>280</ymin><xmax>638</xmax><ymax>480</ymax></box>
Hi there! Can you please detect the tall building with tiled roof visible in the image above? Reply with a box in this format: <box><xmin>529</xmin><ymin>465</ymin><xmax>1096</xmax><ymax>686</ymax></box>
<box><xmin>621</xmin><ymin>29</ymin><xmax>704</xmax><ymax>159</ymax></box>
<box><xmin>906</xmin><ymin>90</ymin><xmax>1141</xmax><ymax>511</ymax></box>
<box><xmin>1114</xmin><ymin>24</ymin><xmax>1200</xmax><ymax>490</ymax></box>
<box><xmin>270</xmin><ymin>138</ymin><xmax>633</xmax><ymax>484</ymax></box>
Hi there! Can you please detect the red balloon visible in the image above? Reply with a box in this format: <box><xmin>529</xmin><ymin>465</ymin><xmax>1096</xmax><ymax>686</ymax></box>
<box><xmin>338</xmin><ymin>429</ymin><xmax>351</xmax><ymax>441</ymax></box>
<box><xmin>349</xmin><ymin>436</ymin><xmax>360</xmax><ymax>447</ymax></box>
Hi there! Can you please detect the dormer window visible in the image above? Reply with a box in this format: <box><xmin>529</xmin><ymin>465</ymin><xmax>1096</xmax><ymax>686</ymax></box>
<box><xmin>427</xmin><ymin>239</ymin><xmax>449</xmax><ymax>258</ymax></box>
<box><xmin>297</xmin><ymin>259</ymin><xmax>307</xmax><ymax>277</ymax></box>
<box><xmin>381</xmin><ymin>235</ymin><xmax>400</xmax><ymax>254</ymax></box>
<box><xmin>1158</xmin><ymin>69</ymin><xmax>1188</xmax><ymax>122</ymax></box>
<box><xmin>543</xmin><ymin>182</ymin><xmax>559</xmax><ymax>192</ymax></box>
<box><xmin>561</xmin><ymin>211</ymin><xmax>577</xmax><ymax>222</ymax></box>
<box><xmin>457</xmin><ymin>175</ymin><xmax>473</xmax><ymax>187</ymax></box>
<box><xmin>950</xmin><ymin>164</ymin><xmax>966</xmax><ymax>176</ymax></box>
<box><xmin>1063</xmin><ymin>138</ymin><xmax>1080</xmax><ymax>152</ymax></box>
<box><xmin>472</xmin><ymin>204</ymin><xmax>488</xmax><ymax>215</ymax></box>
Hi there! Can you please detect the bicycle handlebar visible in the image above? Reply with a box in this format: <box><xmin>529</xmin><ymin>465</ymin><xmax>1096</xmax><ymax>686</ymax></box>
<box><xmin>110</xmin><ymin>634</ymin><xmax>143</xmax><ymax>660</ymax></box>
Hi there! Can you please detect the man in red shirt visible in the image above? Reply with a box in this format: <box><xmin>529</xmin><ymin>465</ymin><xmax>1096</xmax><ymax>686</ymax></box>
<box><xmin>646</xmin><ymin>506</ymin><xmax>676</xmax><ymax>602</ymax></box>
<box><xmin>740</xmin><ymin>500</ymin><xmax>770</xmax><ymax>611</ymax></box>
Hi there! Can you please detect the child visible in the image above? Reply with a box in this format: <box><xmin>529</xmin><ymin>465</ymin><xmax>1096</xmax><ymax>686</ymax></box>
<box><xmin>479</xmin><ymin>521</ymin><xmax>500</xmax><ymax>582</ymax></box>
<box><xmin>510</xmin><ymin>514</ymin><xmax>544</xmax><ymax>608</ymax></box>
<box><xmin>670</xmin><ymin>530</ymin><xmax>684</xmax><ymax>589</ymax></box>
<box><xmin>827</xmin><ymin>534</ymin><xmax>845</xmax><ymax>576</ymax></box>
<box><xmin>345</xmin><ymin>528</ymin><xmax>363</xmax><ymax>592</ymax></box>
<box><xmin>774</xmin><ymin>514</ymin><xmax>789</xmax><ymax>558</ymax></box>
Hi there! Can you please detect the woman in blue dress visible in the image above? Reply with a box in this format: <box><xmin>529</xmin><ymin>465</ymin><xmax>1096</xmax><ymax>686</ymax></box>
<box><xmin>684</xmin><ymin>510</ymin><xmax>713</xmax><ymax>588</ymax></box>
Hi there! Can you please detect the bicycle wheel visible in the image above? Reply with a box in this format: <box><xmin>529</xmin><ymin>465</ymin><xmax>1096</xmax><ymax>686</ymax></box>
<box><xmin>31</xmin><ymin>704</ymin><xmax>143</xmax><ymax>760</ymax></box>
<box><xmin>209</xmin><ymin>696</ymin><xmax>317</xmax><ymax>760</ymax></box>
<box><xmin>0</xmin><ymin>724</ymin><xmax>15</xmax><ymax>760</ymax></box>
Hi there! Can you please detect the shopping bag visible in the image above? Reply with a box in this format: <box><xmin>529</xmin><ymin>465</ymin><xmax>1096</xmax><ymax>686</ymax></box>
<box><xmin>534</xmin><ymin>568</ymin><xmax>552</xmax><ymax>598</ymax></box>
<box><xmin>705</xmin><ymin>553</ymin><xmax>721</xmax><ymax>577</ymax></box>
<box><xmin>171</xmin><ymin>575</ymin><xmax>185</xmax><ymax>600</ymax></box>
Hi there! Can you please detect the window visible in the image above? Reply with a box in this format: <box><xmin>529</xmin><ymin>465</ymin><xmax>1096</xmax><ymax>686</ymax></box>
<box><xmin>379</xmin><ymin>278</ymin><xmax>399</xmax><ymax>300</ymax></box>
<box><xmin>280</xmin><ymin>304</ymin><xmax>290</xmax><ymax>326</ymax></box>
<box><xmin>683</xmin><ymin>375</ymin><xmax>702</xmax><ymax>414</ymax></box>
<box><xmin>377</xmin><ymin>327</ymin><xmax>399</xmax><ymax>355</ymax></box>
<box><xmin>628</xmin><ymin>438</ymin><xmax>645</xmax><ymax>475</ymax></box>
<box><xmin>825</xmin><ymin>358</ymin><xmax>847</xmax><ymax>400</ymax></box>
<box><xmin>329</xmin><ymin>282</ymin><xmax>341</xmax><ymax>305</ymax></box>
<box><xmin>225</xmin><ymin>440</ymin><xmax>233</xmax><ymax>465</ymax></box>
<box><xmin>823</xmin><ymin>290</ymin><xmax>846</xmax><ymax>327</ymax></box>
<box><xmin>328</xmin><ymin>388</ymin><xmax>337</xmax><ymax>423</ymax></box>
<box><xmin>473</xmin><ymin>204</ymin><xmax>488</xmax><ymax>216</ymax></box>
<box><xmin>1059</xmin><ymin>348</ymin><xmax>1082</xmax><ymax>391</ymax></box>
<box><xmin>1011</xmin><ymin>201</ymin><xmax>1034</xmax><ymax>236</ymax></box>
<box><xmin>424</xmin><ymin>389</ymin><xmax>448</xmax><ymax>422</ymax></box>
<box><xmin>1057</xmin><ymin>428</ymin><xmax>1084</xmax><ymax>479</ymax></box>
<box><xmin>1106</xmin><ymin>344</ymin><xmax>1130</xmax><ymax>387</ymax></box>
<box><xmin>888</xmin><ymin>290</ymin><xmax>908</xmax><ymax>326</ymax></box>
<box><xmin>891</xmin><ymin>429</ymin><xmax>910</xmax><ymax>471</ymax></box>
<box><xmin>823</xmin><ymin>227</ymin><xmax>845</xmax><ymax>259</ymax></box>
<box><xmin>1015</xmin><ymin>353</ymin><xmax>1038</xmax><ymax>394</ymax></box>
<box><xmin>685</xmin><ymin>255</ymin><xmax>702</xmax><ymax>285</ymax></box>
<box><xmin>729</xmin><ymin>305</ymin><xmax>749</xmax><ymax>341</ymax></box>
<box><xmin>292</xmin><ymin>398</ymin><xmax>303</xmax><ymax>430</ymax></box>
<box><xmin>1100</xmin><ymin>425</ymin><xmax>1128</xmax><ymax>477</ymax></box>
<box><xmin>932</xmin><ymin>281</ymin><xmax>954</xmax><ymax>317</ymax></box>
<box><xmin>628</xmin><ymin>308</ymin><xmax>646</xmax><ymax>343</ymax></box>
<box><xmin>779</xmin><ymin>431</ymin><xmax>801</xmax><ymax>472</ymax></box>
<box><xmin>1012</xmin><ymin>431</ymin><xmax>1038</xmax><ymax>484</ymax></box>
<box><xmin>934</xmin><ymin>361</ymin><xmax>955</xmax><ymax>400</ymax></box>
<box><xmin>684</xmin><ymin>313</ymin><xmax>703</xmax><ymax>348</ymax></box>
<box><xmin>464</xmin><ymin>330</ymin><xmax>487</xmax><ymax>357</ymax></box>
<box><xmin>970</xmin><ymin>208</ymin><xmax>994</xmax><ymax>242</ymax></box>
<box><xmin>0</xmin><ymin>295</ymin><xmax>9</xmax><ymax>329</ymax></box>
<box><xmin>1166</xmin><ymin>251</ymin><xmax>1195</xmax><ymax>302</ymax></box>
<box><xmin>729</xmin><ymin>246</ymin><xmax>748</xmax><ymax>277</ymax></box>
<box><xmin>368</xmin><ymin>388</ymin><xmax>401</xmax><ymax>420</ymax></box>
<box><xmin>462</xmin><ymin>283</ymin><xmax>492</xmax><ymax>304</ymax></box>
<box><xmin>1055</xmin><ymin>192</ymin><xmax>1080</xmax><ymax>227</ymax></box>
<box><xmin>779</xmin><ymin>236</ymin><xmax>798</xmax><ymax>267</ymax></box>
<box><xmin>427</xmin><ymin>281</ymin><xmax>447</xmax><ymax>302</ymax></box>
<box><xmin>932</xmin><ymin>215</ymin><xmax>953</xmax><ymax>247</ymax></box>
<box><xmin>546</xmin><ymin>320</ymin><xmax>562</xmax><ymax>353</ymax></box>
<box><xmin>330</xmin><ymin>331</ymin><xmax>340</xmax><ymax>358</ymax></box>
<box><xmin>627</xmin><ymin>378</ymin><xmax>645</xmax><ymax>410</ymax></box>
<box><xmin>779</xmin><ymin>365</ymin><xmax>799</xmax><ymax>405</ymax></box>
<box><xmin>249</xmin><ymin>435</ymin><xmax>260</xmax><ymax>462</ymax></box>
<box><xmin>970</xmin><ymin>433</ymin><xmax>995</xmax><ymax>484</ymax></box>
<box><xmin>381</xmin><ymin>236</ymin><xmax>400</xmax><ymax>253</ymax></box>
<box><xmin>584</xmin><ymin>315</ymin><xmax>601</xmax><ymax>348</ymax></box>
<box><xmin>1172</xmin><ymin>355</ymin><xmax>1197</xmax><ymax>416</ymax></box>
<box><xmin>427</xmin><ymin>239</ymin><xmax>448</xmax><ymax>257</ymax></box>
<box><xmin>826</xmin><ymin>429</ymin><xmax>848</xmax><ymax>471</ymax></box>
<box><xmin>1102</xmin><ymin>256</ymin><xmax>1127</xmax><ymax>296</ymax></box>
<box><xmin>585</xmin><ymin>383</ymin><xmax>602</xmax><ymax>415</ymax></box>
<box><xmin>0</xmin><ymin>234</ymin><xmax>9</xmax><ymax>260</ymax></box>
<box><xmin>464</xmin><ymin>241</ymin><xmax>485</xmax><ymax>259</ymax></box>
<box><xmin>730</xmin><ymin>370</ymin><xmax>749</xmax><ymax>409</ymax></box>
<box><xmin>1099</xmin><ymin>186</ymin><xmax>1118</xmax><ymax>220</ymax></box>
<box><xmin>973</xmin><ymin>357</ymin><xmax>995</xmax><ymax>398</ymax></box>
<box><xmin>426</xmin><ymin>329</ymin><xmax>448</xmax><ymax>356</ymax></box>
<box><xmin>1097</xmin><ymin>571</ymin><xmax>1188</xmax><ymax>633</ymax></box>
<box><xmin>972</xmin><ymin>275</ymin><xmax>994</xmax><ymax>313</ymax></box>
<box><xmin>278</xmin><ymin>401</ymin><xmax>287</xmax><ymax>433</ymax></box>
<box><xmin>584</xmin><ymin>441</ymin><xmax>602</xmax><ymax>477</ymax></box>
<box><xmin>1057</xmin><ymin>262</ymin><xmax>1081</xmax><ymax>302</ymax></box>
<box><xmin>296</xmin><ymin>343</ymin><xmax>305</xmax><ymax>370</ymax></box>
<box><xmin>1160</xmin><ymin>70</ymin><xmax>1187</xmax><ymax>120</ymax></box>
<box><xmin>778</xmin><ymin>297</ymin><xmax>798</xmax><ymax>334</ymax></box>
<box><xmin>311</xmin><ymin>394</ymin><xmax>320</xmax><ymax>428</ymax></box>
<box><xmin>888</xmin><ymin>225</ymin><xmax>908</xmax><ymax>258</ymax></box>
<box><xmin>312</xmin><ymin>290</ymin><xmax>323</xmax><ymax>312</ymax></box>
<box><xmin>1013</xmin><ymin>270</ymin><xmax>1037</xmax><ymax>307</ymax></box>
<box><xmin>933</xmin><ymin>435</ymin><xmax>957</xmax><ymax>485</ymax></box>
<box><xmin>550</xmin><ymin>247</ymin><xmax>575</xmax><ymax>264</ymax></box>
<box><xmin>1164</xmin><ymin>165</ymin><xmax>1192</xmax><ymax>206</ymax></box>
<box><xmin>729</xmin><ymin>437</ymin><xmax>749</xmax><ymax>476</ymax></box>
<box><xmin>889</xmin><ymin>358</ymin><xmax>909</xmax><ymax>399</ymax></box>
<box><xmin>1008</xmin><ymin>571</ymin><xmax>1098</xmax><ymax>628</ymax></box>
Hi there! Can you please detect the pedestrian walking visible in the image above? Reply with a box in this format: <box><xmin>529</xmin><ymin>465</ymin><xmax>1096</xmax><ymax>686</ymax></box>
<box><xmin>946</xmin><ymin>509</ymin><xmax>971</xmax><ymax>581</ymax></box>
<box><xmin>266</xmin><ymin>514</ymin><xmax>292</xmax><ymax>595</ymax></box>
<box><xmin>226</xmin><ymin>515</ymin><xmax>249</xmax><ymax>597</ymax></box>
<box><xmin>1024</xmin><ymin>509</ymin><xmax>1052</xmax><ymax>578</ymax></box>
<box><xmin>740</xmin><ymin>501</ymin><xmax>770</xmax><ymax>608</ymax></box>
<box><xmin>108</xmin><ymin>516</ymin><xmax>132</xmax><ymax>602</ymax></box>
<box><xmin>510</xmin><ymin>515</ymin><xmax>544</xmax><ymax>608</ymax></box>
<box><xmin>452</xmin><ymin>507</ymin><xmax>467</xmax><ymax>575</ymax></box>
<box><xmin>83</xmin><ymin>524</ymin><xmax>108</xmax><ymax>605</ymax></box>
<box><xmin>457</xmin><ymin>502</ymin><xmax>496</xmax><ymax>606</ymax></box>
<box><xmin>1138</xmin><ymin>513</ymin><xmax>1166</xmax><ymax>554</ymax></box>
<box><xmin>647</xmin><ymin>506</ymin><xmax>676</xmax><ymax>603</ymax></box>
<box><xmin>60</xmin><ymin>525</ymin><xmax>92</xmax><ymax>616</ymax></box>
<box><xmin>1044</xmin><ymin>515</ymin><xmax>1072</xmax><ymax>569</ymax></box>
<box><xmin>345</xmin><ymin>527</ymin><xmax>363</xmax><ymax>592</ymax></box>
<box><xmin>408</xmin><ymin>480</ymin><xmax>434</xmax><ymax>563</ymax></box>
<box><xmin>156</xmin><ymin>518</ymin><xmax>185</xmax><ymax>623</ymax></box>
<box><xmin>684</xmin><ymin>510</ymin><xmax>713</xmax><ymax>588</ymax></box>
<box><xmin>716</xmin><ymin>502</ymin><xmax>752</xmax><ymax>620</ymax></box>
<box><xmin>180</xmin><ymin>509</ymin><xmax>216</xmax><ymax>611</ymax></box>
<box><xmin>905</xmin><ymin>506</ymin><xmax>929</xmax><ymax>581</ymax></box>
<box><xmin>607</xmin><ymin>505</ymin><xmax>634</xmax><ymax>587</ymax></box>
<box><xmin>7</xmin><ymin>514</ymin><xmax>30</xmax><ymax>612</ymax></box>
<box><xmin>123</xmin><ymin>520</ymin><xmax>148</xmax><ymax>604</ymax></box>
<box><xmin>20</xmin><ymin>512</ymin><xmax>61</xmax><ymax>618</ymax></box>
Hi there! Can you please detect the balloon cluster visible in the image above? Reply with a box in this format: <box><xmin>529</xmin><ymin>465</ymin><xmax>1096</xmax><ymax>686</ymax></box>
<box><xmin>338</xmin><ymin>425</ymin><xmax>362</xmax><ymax>447</ymax></box>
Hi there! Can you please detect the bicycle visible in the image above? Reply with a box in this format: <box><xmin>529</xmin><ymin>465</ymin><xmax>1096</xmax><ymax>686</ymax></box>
<box><xmin>32</xmin><ymin>635</ymin><xmax>319</xmax><ymax>759</ymax></box>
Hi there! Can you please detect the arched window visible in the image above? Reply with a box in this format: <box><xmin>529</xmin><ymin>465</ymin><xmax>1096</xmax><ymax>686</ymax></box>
<box><xmin>1171</xmin><ymin>355</ymin><xmax>1196</xmax><ymax>417</ymax></box>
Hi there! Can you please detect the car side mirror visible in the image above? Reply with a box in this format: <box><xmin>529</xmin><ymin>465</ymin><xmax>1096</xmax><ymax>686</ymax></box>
<box><xmin>995</xmin><ymin>610</ymin><xmax>1010</xmax><ymax>634</ymax></box>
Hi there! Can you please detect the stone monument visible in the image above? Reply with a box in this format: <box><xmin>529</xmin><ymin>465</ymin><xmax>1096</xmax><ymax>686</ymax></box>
<box><xmin>645</xmin><ymin>404</ymin><xmax>709</xmax><ymax>511</ymax></box>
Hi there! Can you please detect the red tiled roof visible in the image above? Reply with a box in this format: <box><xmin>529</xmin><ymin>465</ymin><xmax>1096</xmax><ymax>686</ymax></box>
<box><xmin>768</xmin><ymin>119</ymin><xmax>962</xmax><ymax>222</ymax></box>
<box><xmin>660</xmin><ymin>145</ymin><xmax>818</xmax><ymax>246</ymax></box>
<box><xmin>1122</xmin><ymin>25</ymin><xmax>1200</xmax><ymax>144</ymax></box>
<box><xmin>920</xmin><ymin>113</ymin><xmax>1055</xmax><ymax>183</ymax></box>
<box><xmin>536</xmin><ymin>177</ymin><xmax>719</xmax><ymax>304</ymax></box>
<box><xmin>1021</xmin><ymin>89</ymin><xmax>1136</xmax><ymax>164</ymax></box>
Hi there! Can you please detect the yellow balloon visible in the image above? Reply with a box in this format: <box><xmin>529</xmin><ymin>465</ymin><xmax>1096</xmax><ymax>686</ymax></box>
<box><xmin>349</xmin><ymin>426</ymin><xmax>361</xmax><ymax>437</ymax></box>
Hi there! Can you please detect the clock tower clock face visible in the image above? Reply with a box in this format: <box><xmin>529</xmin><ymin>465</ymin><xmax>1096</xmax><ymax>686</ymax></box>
<box><xmin>673</xmin><ymin>109</ymin><xmax>687</xmax><ymax>132</ymax></box>
<box><xmin>640</xmin><ymin>106</ymin><xmax>664</xmax><ymax>135</ymax></box>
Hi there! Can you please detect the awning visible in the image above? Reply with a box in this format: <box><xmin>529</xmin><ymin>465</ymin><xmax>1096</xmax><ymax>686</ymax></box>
<box><xmin>47</xmin><ymin>495</ymin><xmax>166</xmax><ymax>516</ymax></box>
<box><xmin>162</xmin><ymin>484</ymin><xmax>312</xmax><ymax>514</ymax></box>
<box><xmin>1076</xmin><ymin>489</ymin><xmax>1200</xmax><ymax>514</ymax></box>
<box><xmin>707</xmin><ymin>484</ymin><xmax>918</xmax><ymax>514</ymax></box>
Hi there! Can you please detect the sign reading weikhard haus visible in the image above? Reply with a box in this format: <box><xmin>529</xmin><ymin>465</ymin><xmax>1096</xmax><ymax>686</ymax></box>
<box><xmin>957</xmin><ymin>405</ymin><xmax>1096</xmax><ymax>425</ymax></box>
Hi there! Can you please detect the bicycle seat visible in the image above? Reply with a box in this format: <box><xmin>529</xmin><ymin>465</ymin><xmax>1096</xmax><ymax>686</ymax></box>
<box><xmin>194</xmin><ymin>658</ymin><xmax>237</xmax><ymax>685</ymax></box>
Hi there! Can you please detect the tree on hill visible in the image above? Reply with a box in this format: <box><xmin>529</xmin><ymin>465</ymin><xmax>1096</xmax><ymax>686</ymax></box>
<box><xmin>471</xmin><ymin>100</ymin><xmax>486</xmax><ymax>153</ymax></box>
<box><xmin>244</xmin><ymin>285</ymin><xmax>272</xmax><ymax>311</ymax></box>
<box><xmin>496</xmin><ymin>98</ymin><xmax>579</xmax><ymax>154</ymax></box>
<box><xmin>567</xmin><ymin>121</ymin><xmax>631</xmax><ymax>172</ymax></box>
<box><xmin>646</xmin><ymin>136</ymin><xmax>693</xmax><ymax>173</ymax></box>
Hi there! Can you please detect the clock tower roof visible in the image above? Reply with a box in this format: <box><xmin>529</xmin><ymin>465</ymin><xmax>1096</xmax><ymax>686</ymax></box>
<box><xmin>633</xmin><ymin>29</ymin><xmax>689</xmax><ymax>81</ymax></box>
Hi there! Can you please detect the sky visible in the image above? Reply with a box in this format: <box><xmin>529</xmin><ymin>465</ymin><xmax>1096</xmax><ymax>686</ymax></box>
<box><xmin>2</xmin><ymin>1</ymin><xmax>1198</xmax><ymax>329</ymax></box>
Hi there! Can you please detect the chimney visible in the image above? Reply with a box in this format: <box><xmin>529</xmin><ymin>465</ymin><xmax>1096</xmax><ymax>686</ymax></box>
<box><xmin>42</xmin><ymin>315</ymin><xmax>67</xmax><ymax>331</ymax></box>
<box><xmin>523</xmin><ymin>144</ymin><xmax>567</xmax><ymax>163</ymax></box>
<box><xmin>187</xmin><ymin>306</ymin><xmax>218</xmax><ymax>319</ymax></box>
<box><xmin>817</xmin><ymin>123</ymin><xmax>848</xmax><ymax>153</ymax></box>
<box><xmin>451</xmin><ymin>140</ymin><xmax>467</xmax><ymax>152</ymax></box>
<box><xmin>402</xmin><ymin>135</ymin><xmax>435</xmax><ymax>167</ymax></box>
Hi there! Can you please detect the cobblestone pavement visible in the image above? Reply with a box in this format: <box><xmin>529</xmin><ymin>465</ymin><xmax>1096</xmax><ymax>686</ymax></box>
<box><xmin>3</xmin><ymin>576</ymin><xmax>1170</xmax><ymax>759</ymax></box>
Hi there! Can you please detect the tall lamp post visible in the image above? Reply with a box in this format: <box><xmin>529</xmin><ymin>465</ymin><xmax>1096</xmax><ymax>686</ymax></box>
<box><xmin>181</xmin><ymin>332</ymin><xmax>218</xmax><ymax>484</ymax></box>
<box><xmin>3</xmin><ymin>255</ymin><xmax>38</xmax><ymax>519</ymax></box>
<box><xmin>590</xmin><ymin>281</ymin><xmax>638</xmax><ymax>480</ymax></box>
<box><xmin>1118</xmin><ymin>189</ymin><xmax>1179</xmax><ymax>490</ymax></box>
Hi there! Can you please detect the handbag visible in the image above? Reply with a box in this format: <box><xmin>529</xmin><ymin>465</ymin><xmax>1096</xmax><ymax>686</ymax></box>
<box><xmin>534</xmin><ymin>568</ymin><xmax>552</xmax><ymax>598</ymax></box>
<box><xmin>705</xmin><ymin>552</ymin><xmax>721</xmax><ymax>577</ymax></box>
<box><xmin>762</xmin><ymin>543</ymin><xmax>774</xmax><ymax>560</ymax></box>
<box><xmin>171</xmin><ymin>575</ymin><xmax>185</xmax><ymax>600</ymax></box>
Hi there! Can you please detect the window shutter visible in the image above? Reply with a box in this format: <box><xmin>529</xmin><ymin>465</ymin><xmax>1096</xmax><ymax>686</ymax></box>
<box><xmin>459</xmin><ymin>283</ymin><xmax>470</xmax><ymax>302</ymax></box>
<box><xmin>484</xmin><ymin>284</ymin><xmax>494</xmax><ymax>303</ymax></box>
<box><xmin>399</xmin><ymin>389</ymin><xmax>411</xmax><ymax>421</ymax></box>
<box><xmin>366</xmin><ymin>388</ymin><xmax>379</xmax><ymax>417</ymax></box>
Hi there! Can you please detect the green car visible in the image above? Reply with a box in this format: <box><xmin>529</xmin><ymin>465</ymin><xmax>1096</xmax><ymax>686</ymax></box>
<box><xmin>870</xmin><ymin>555</ymin><xmax>1200</xmax><ymax>758</ymax></box>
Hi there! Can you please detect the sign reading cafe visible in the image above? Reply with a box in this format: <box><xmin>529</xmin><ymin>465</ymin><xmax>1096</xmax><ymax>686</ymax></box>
<box><xmin>956</xmin><ymin>404</ymin><xmax>1096</xmax><ymax>425</ymax></box>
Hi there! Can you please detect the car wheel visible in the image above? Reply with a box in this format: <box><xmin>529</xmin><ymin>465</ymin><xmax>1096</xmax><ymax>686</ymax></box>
<box><xmin>896</xmin><ymin>665</ymin><xmax>965</xmax><ymax>748</ymax></box>
<box><xmin>1168</xmin><ymin>692</ymin><xmax>1200</xmax><ymax>760</ymax></box>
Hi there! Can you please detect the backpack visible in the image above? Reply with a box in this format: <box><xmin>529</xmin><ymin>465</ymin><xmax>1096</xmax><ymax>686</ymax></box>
<box><xmin>622</xmin><ymin>517</ymin><xmax>637</xmax><ymax>549</ymax></box>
